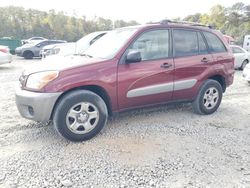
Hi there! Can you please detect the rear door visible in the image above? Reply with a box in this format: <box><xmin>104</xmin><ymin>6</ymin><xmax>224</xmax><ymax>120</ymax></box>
<box><xmin>117</xmin><ymin>29</ymin><xmax>174</xmax><ymax>110</ymax></box>
<box><xmin>172</xmin><ymin>29</ymin><xmax>213</xmax><ymax>100</ymax></box>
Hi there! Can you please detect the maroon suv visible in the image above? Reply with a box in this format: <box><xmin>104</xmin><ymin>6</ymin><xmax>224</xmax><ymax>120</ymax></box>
<box><xmin>16</xmin><ymin>20</ymin><xmax>235</xmax><ymax>141</ymax></box>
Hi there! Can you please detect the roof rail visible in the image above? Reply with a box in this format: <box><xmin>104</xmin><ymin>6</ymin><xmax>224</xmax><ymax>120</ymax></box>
<box><xmin>160</xmin><ymin>19</ymin><xmax>213</xmax><ymax>29</ymax></box>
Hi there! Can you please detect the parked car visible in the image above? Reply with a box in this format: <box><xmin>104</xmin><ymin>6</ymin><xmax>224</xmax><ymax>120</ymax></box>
<box><xmin>242</xmin><ymin>63</ymin><xmax>250</xmax><ymax>84</ymax></box>
<box><xmin>230</xmin><ymin>45</ymin><xmax>250</xmax><ymax>70</ymax></box>
<box><xmin>21</xmin><ymin>37</ymin><xmax>47</xmax><ymax>45</ymax></box>
<box><xmin>40</xmin><ymin>43</ymin><xmax>75</xmax><ymax>58</ymax></box>
<box><xmin>0</xmin><ymin>46</ymin><xmax>12</xmax><ymax>65</ymax></box>
<box><xmin>15</xmin><ymin>40</ymin><xmax>66</xmax><ymax>59</ymax></box>
<box><xmin>0</xmin><ymin>45</ymin><xmax>10</xmax><ymax>53</ymax></box>
<box><xmin>243</xmin><ymin>35</ymin><xmax>250</xmax><ymax>52</ymax></box>
<box><xmin>40</xmin><ymin>31</ymin><xmax>108</xmax><ymax>59</ymax></box>
<box><xmin>16</xmin><ymin>20</ymin><xmax>235</xmax><ymax>141</ymax></box>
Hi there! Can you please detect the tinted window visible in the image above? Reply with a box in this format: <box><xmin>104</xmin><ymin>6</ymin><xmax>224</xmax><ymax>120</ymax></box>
<box><xmin>203</xmin><ymin>32</ymin><xmax>227</xmax><ymax>53</ymax></box>
<box><xmin>231</xmin><ymin>47</ymin><xmax>244</xmax><ymax>54</ymax></box>
<box><xmin>174</xmin><ymin>29</ymin><xmax>198</xmax><ymax>57</ymax></box>
<box><xmin>198</xmin><ymin>32</ymin><xmax>208</xmax><ymax>54</ymax></box>
<box><xmin>38</xmin><ymin>41</ymin><xmax>49</xmax><ymax>47</ymax></box>
<box><xmin>128</xmin><ymin>30</ymin><xmax>169</xmax><ymax>61</ymax></box>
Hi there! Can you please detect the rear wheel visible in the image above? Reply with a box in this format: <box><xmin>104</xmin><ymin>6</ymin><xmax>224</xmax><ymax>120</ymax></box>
<box><xmin>192</xmin><ymin>79</ymin><xmax>223</xmax><ymax>115</ymax></box>
<box><xmin>53</xmin><ymin>90</ymin><xmax>108</xmax><ymax>142</ymax></box>
<box><xmin>241</xmin><ymin>60</ymin><xmax>248</xmax><ymax>70</ymax></box>
<box><xmin>23</xmin><ymin>51</ymin><xmax>34</xmax><ymax>59</ymax></box>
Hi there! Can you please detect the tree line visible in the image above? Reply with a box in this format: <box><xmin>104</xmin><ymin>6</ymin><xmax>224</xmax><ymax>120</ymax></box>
<box><xmin>0</xmin><ymin>3</ymin><xmax>249</xmax><ymax>44</ymax></box>
<box><xmin>183</xmin><ymin>2</ymin><xmax>250</xmax><ymax>44</ymax></box>
<box><xmin>0</xmin><ymin>6</ymin><xmax>138</xmax><ymax>42</ymax></box>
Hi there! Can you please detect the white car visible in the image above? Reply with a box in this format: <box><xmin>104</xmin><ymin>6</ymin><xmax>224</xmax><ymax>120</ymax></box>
<box><xmin>243</xmin><ymin>63</ymin><xmax>250</xmax><ymax>84</ymax></box>
<box><xmin>230</xmin><ymin>45</ymin><xmax>250</xmax><ymax>70</ymax></box>
<box><xmin>0</xmin><ymin>51</ymin><xmax>12</xmax><ymax>65</ymax></box>
<box><xmin>40</xmin><ymin>43</ymin><xmax>75</xmax><ymax>58</ymax></box>
<box><xmin>41</xmin><ymin>31</ymin><xmax>108</xmax><ymax>59</ymax></box>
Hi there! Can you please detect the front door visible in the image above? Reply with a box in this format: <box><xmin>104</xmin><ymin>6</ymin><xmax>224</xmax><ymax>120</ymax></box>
<box><xmin>117</xmin><ymin>29</ymin><xmax>174</xmax><ymax>110</ymax></box>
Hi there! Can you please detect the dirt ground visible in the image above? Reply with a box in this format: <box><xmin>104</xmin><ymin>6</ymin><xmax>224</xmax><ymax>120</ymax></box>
<box><xmin>0</xmin><ymin>57</ymin><xmax>250</xmax><ymax>187</ymax></box>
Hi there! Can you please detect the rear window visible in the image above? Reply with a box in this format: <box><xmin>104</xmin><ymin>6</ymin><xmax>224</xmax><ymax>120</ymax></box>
<box><xmin>203</xmin><ymin>32</ymin><xmax>227</xmax><ymax>53</ymax></box>
<box><xmin>173</xmin><ymin>29</ymin><xmax>199</xmax><ymax>57</ymax></box>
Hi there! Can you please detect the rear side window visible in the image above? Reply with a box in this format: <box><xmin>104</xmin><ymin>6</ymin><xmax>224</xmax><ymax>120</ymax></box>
<box><xmin>203</xmin><ymin>32</ymin><xmax>227</xmax><ymax>53</ymax></box>
<box><xmin>173</xmin><ymin>29</ymin><xmax>198</xmax><ymax>57</ymax></box>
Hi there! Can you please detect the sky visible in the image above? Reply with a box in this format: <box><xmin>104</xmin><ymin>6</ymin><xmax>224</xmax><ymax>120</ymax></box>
<box><xmin>0</xmin><ymin>0</ymin><xmax>249</xmax><ymax>23</ymax></box>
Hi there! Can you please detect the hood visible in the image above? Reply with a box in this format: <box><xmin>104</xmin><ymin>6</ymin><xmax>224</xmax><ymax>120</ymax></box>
<box><xmin>23</xmin><ymin>55</ymin><xmax>105</xmax><ymax>75</ymax></box>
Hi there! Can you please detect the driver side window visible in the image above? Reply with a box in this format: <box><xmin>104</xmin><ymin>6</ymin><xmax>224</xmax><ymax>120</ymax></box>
<box><xmin>128</xmin><ymin>30</ymin><xmax>170</xmax><ymax>61</ymax></box>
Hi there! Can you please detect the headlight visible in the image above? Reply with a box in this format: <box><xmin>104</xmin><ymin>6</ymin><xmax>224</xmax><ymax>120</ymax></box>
<box><xmin>26</xmin><ymin>71</ymin><xmax>59</xmax><ymax>90</ymax></box>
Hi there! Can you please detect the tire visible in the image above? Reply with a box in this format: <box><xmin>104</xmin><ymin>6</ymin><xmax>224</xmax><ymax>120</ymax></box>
<box><xmin>192</xmin><ymin>79</ymin><xmax>223</xmax><ymax>115</ymax></box>
<box><xmin>23</xmin><ymin>51</ymin><xmax>34</xmax><ymax>59</ymax></box>
<box><xmin>241</xmin><ymin>60</ymin><xmax>248</xmax><ymax>70</ymax></box>
<box><xmin>53</xmin><ymin>90</ymin><xmax>108</xmax><ymax>142</ymax></box>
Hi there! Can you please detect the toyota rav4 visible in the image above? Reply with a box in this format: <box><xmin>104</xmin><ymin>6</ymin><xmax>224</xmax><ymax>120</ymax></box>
<box><xmin>16</xmin><ymin>20</ymin><xmax>235</xmax><ymax>141</ymax></box>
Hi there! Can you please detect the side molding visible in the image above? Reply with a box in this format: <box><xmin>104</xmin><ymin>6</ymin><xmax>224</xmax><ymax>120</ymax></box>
<box><xmin>127</xmin><ymin>82</ymin><xmax>173</xmax><ymax>98</ymax></box>
<box><xmin>126</xmin><ymin>79</ymin><xmax>197</xmax><ymax>98</ymax></box>
<box><xmin>174</xmin><ymin>79</ymin><xmax>197</xmax><ymax>91</ymax></box>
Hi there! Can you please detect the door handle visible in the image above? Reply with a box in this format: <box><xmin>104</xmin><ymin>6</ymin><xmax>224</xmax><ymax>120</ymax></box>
<box><xmin>161</xmin><ymin>63</ymin><xmax>172</xmax><ymax>68</ymax></box>
<box><xmin>201</xmin><ymin>57</ymin><xmax>209</xmax><ymax>63</ymax></box>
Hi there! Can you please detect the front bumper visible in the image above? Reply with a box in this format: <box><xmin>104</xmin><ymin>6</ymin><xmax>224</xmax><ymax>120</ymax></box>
<box><xmin>15</xmin><ymin>86</ymin><xmax>62</xmax><ymax>122</ymax></box>
<box><xmin>15</xmin><ymin>49</ymin><xmax>22</xmax><ymax>56</ymax></box>
<box><xmin>243</xmin><ymin>67</ymin><xmax>250</xmax><ymax>81</ymax></box>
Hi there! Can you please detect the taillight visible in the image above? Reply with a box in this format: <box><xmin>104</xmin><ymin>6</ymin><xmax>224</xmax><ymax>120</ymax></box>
<box><xmin>0</xmin><ymin>48</ymin><xmax>8</xmax><ymax>53</ymax></box>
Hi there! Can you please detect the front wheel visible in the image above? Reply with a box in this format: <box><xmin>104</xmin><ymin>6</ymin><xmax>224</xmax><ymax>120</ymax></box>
<box><xmin>53</xmin><ymin>90</ymin><xmax>108</xmax><ymax>142</ymax></box>
<box><xmin>23</xmin><ymin>51</ymin><xmax>34</xmax><ymax>59</ymax></box>
<box><xmin>192</xmin><ymin>79</ymin><xmax>223</xmax><ymax>115</ymax></box>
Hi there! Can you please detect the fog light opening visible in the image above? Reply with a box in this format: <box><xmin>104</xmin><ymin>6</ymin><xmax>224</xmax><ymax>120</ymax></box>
<box><xmin>28</xmin><ymin>106</ymin><xmax>34</xmax><ymax>116</ymax></box>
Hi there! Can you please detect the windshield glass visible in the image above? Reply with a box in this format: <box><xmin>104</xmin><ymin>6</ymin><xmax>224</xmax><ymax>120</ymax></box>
<box><xmin>76</xmin><ymin>32</ymin><xmax>105</xmax><ymax>53</ymax></box>
<box><xmin>83</xmin><ymin>28</ymin><xmax>139</xmax><ymax>59</ymax></box>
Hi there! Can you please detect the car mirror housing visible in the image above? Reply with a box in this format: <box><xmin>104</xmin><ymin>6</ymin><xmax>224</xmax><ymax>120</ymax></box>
<box><xmin>125</xmin><ymin>50</ymin><xmax>142</xmax><ymax>63</ymax></box>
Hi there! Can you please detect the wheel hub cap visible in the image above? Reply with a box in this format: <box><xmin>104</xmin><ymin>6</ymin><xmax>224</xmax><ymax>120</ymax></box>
<box><xmin>66</xmin><ymin>102</ymin><xmax>99</xmax><ymax>134</ymax></box>
<box><xmin>203</xmin><ymin>87</ymin><xmax>219</xmax><ymax>110</ymax></box>
<box><xmin>77</xmin><ymin>112</ymin><xmax>89</xmax><ymax>123</ymax></box>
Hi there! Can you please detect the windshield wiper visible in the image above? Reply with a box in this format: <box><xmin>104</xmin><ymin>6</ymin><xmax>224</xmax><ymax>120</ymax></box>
<box><xmin>79</xmin><ymin>53</ymin><xmax>93</xmax><ymax>58</ymax></box>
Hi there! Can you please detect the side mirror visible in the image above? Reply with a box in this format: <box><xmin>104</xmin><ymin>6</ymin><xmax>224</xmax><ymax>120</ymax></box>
<box><xmin>126</xmin><ymin>50</ymin><xmax>141</xmax><ymax>63</ymax></box>
<box><xmin>36</xmin><ymin>44</ymin><xmax>41</xmax><ymax>48</ymax></box>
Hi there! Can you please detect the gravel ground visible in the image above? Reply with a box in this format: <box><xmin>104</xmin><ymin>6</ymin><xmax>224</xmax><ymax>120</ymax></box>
<box><xmin>0</xmin><ymin>57</ymin><xmax>250</xmax><ymax>188</ymax></box>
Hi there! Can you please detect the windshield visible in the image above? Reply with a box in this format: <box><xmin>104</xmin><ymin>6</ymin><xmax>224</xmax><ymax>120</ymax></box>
<box><xmin>83</xmin><ymin>28</ymin><xmax>139</xmax><ymax>59</ymax></box>
<box><xmin>76</xmin><ymin>32</ymin><xmax>105</xmax><ymax>54</ymax></box>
